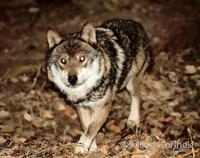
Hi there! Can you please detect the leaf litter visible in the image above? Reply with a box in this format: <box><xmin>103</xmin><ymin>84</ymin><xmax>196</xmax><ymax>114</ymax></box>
<box><xmin>0</xmin><ymin>0</ymin><xmax>199</xmax><ymax>157</ymax></box>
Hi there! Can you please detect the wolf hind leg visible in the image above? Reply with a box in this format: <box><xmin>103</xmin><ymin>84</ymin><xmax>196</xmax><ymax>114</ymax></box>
<box><xmin>126</xmin><ymin>56</ymin><xmax>149</xmax><ymax>129</ymax></box>
<box><xmin>126</xmin><ymin>79</ymin><xmax>140</xmax><ymax>129</ymax></box>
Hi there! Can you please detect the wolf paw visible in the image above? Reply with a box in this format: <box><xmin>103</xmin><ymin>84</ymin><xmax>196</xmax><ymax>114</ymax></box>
<box><xmin>89</xmin><ymin>142</ymin><xmax>98</xmax><ymax>152</ymax></box>
<box><xmin>127</xmin><ymin>119</ymin><xmax>139</xmax><ymax>130</ymax></box>
<box><xmin>74</xmin><ymin>144</ymin><xmax>89</xmax><ymax>154</ymax></box>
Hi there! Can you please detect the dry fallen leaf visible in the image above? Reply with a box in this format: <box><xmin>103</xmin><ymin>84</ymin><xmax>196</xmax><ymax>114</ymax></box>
<box><xmin>185</xmin><ymin>65</ymin><xmax>197</xmax><ymax>74</ymax></box>
<box><xmin>58</xmin><ymin>135</ymin><xmax>73</xmax><ymax>143</ymax></box>
<box><xmin>99</xmin><ymin>144</ymin><xmax>109</xmax><ymax>154</ymax></box>
<box><xmin>10</xmin><ymin>77</ymin><xmax>18</xmax><ymax>83</ymax></box>
<box><xmin>142</xmin><ymin>102</ymin><xmax>151</xmax><ymax>110</ymax></box>
<box><xmin>0</xmin><ymin>136</ymin><xmax>6</xmax><ymax>144</ymax></box>
<box><xmin>56</xmin><ymin>101</ymin><xmax>66</xmax><ymax>111</ymax></box>
<box><xmin>64</xmin><ymin>106</ymin><xmax>77</xmax><ymax>120</ymax></box>
<box><xmin>131</xmin><ymin>148</ymin><xmax>146</xmax><ymax>158</ymax></box>
<box><xmin>0</xmin><ymin>110</ymin><xmax>10</xmax><ymax>118</ymax></box>
<box><xmin>0</xmin><ymin>124</ymin><xmax>15</xmax><ymax>133</ymax></box>
<box><xmin>151</xmin><ymin>128</ymin><xmax>164</xmax><ymax>138</ymax></box>
<box><xmin>149</xmin><ymin>119</ymin><xmax>163</xmax><ymax>128</ymax></box>
<box><xmin>168</xmin><ymin>71</ymin><xmax>178</xmax><ymax>82</ymax></box>
<box><xmin>11</xmin><ymin>144</ymin><xmax>21</xmax><ymax>157</ymax></box>
<box><xmin>149</xmin><ymin>153</ymin><xmax>164</xmax><ymax>158</ymax></box>
<box><xmin>24</xmin><ymin>112</ymin><xmax>32</xmax><ymax>122</ymax></box>
<box><xmin>19</xmin><ymin>75</ymin><xmax>29</xmax><ymax>82</ymax></box>
<box><xmin>43</xmin><ymin>110</ymin><xmax>54</xmax><ymax>119</ymax></box>
<box><xmin>110</xmin><ymin>124</ymin><xmax>121</xmax><ymax>133</ymax></box>
<box><xmin>15</xmin><ymin>137</ymin><xmax>26</xmax><ymax>145</ymax></box>
<box><xmin>0</xmin><ymin>101</ymin><xmax>6</xmax><ymax>106</ymax></box>
<box><xmin>32</xmin><ymin>117</ymin><xmax>45</xmax><ymax>128</ymax></box>
<box><xmin>106</xmin><ymin>120</ymin><xmax>121</xmax><ymax>133</ymax></box>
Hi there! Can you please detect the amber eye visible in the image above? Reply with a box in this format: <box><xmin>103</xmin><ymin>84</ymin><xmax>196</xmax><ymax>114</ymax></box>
<box><xmin>60</xmin><ymin>58</ymin><xmax>66</xmax><ymax>65</ymax></box>
<box><xmin>79</xmin><ymin>56</ymin><xmax>85</xmax><ymax>63</ymax></box>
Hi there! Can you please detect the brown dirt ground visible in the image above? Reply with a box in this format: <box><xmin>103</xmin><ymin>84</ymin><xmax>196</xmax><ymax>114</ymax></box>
<box><xmin>0</xmin><ymin>0</ymin><xmax>200</xmax><ymax>157</ymax></box>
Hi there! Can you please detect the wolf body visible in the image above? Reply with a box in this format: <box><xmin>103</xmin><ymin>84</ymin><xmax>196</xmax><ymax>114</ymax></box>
<box><xmin>46</xmin><ymin>19</ymin><xmax>151</xmax><ymax>153</ymax></box>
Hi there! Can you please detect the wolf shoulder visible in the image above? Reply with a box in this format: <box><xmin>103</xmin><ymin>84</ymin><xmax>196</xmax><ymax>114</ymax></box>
<box><xmin>100</xmin><ymin>19</ymin><xmax>148</xmax><ymax>37</ymax></box>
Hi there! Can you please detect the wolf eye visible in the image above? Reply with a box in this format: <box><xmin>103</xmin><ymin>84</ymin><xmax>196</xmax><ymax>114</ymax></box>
<box><xmin>60</xmin><ymin>58</ymin><xmax>66</xmax><ymax>65</ymax></box>
<box><xmin>79</xmin><ymin>56</ymin><xmax>85</xmax><ymax>63</ymax></box>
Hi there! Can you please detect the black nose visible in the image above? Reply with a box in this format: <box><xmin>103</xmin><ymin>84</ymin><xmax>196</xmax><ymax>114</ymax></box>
<box><xmin>68</xmin><ymin>75</ymin><xmax>78</xmax><ymax>85</ymax></box>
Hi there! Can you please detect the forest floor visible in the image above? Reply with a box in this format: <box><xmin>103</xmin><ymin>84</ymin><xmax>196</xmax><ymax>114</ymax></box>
<box><xmin>0</xmin><ymin>0</ymin><xmax>200</xmax><ymax>157</ymax></box>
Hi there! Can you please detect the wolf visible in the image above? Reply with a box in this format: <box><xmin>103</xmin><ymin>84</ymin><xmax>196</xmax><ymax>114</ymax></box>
<box><xmin>46</xmin><ymin>19</ymin><xmax>152</xmax><ymax>154</ymax></box>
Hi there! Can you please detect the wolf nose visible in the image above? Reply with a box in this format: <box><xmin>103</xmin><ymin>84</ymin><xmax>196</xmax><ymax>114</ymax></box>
<box><xmin>68</xmin><ymin>75</ymin><xmax>78</xmax><ymax>85</ymax></box>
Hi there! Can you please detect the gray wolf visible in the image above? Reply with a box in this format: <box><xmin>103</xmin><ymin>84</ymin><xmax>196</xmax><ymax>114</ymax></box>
<box><xmin>46</xmin><ymin>19</ymin><xmax>152</xmax><ymax>154</ymax></box>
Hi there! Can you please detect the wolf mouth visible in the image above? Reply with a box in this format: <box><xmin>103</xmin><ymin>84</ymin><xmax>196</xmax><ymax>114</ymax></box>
<box><xmin>64</xmin><ymin>80</ymin><xmax>85</xmax><ymax>88</ymax></box>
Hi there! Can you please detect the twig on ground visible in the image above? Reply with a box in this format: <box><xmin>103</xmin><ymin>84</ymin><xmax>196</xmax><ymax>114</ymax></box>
<box><xmin>30</xmin><ymin>62</ymin><xmax>45</xmax><ymax>90</ymax></box>
<box><xmin>187</xmin><ymin>127</ymin><xmax>195</xmax><ymax>158</ymax></box>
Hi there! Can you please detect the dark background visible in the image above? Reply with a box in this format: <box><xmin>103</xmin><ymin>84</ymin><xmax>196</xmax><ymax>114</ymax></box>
<box><xmin>0</xmin><ymin>0</ymin><xmax>199</xmax><ymax>157</ymax></box>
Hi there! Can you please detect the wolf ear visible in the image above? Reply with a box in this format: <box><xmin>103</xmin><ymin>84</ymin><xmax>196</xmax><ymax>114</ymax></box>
<box><xmin>47</xmin><ymin>30</ymin><xmax>62</xmax><ymax>48</ymax></box>
<box><xmin>80</xmin><ymin>22</ymin><xmax>97</xmax><ymax>44</ymax></box>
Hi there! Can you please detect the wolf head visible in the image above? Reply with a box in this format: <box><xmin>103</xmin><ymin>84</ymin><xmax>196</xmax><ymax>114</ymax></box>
<box><xmin>46</xmin><ymin>23</ymin><xmax>102</xmax><ymax>98</ymax></box>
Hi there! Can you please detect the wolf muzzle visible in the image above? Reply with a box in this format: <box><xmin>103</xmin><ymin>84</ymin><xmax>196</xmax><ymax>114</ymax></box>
<box><xmin>68</xmin><ymin>75</ymin><xmax>78</xmax><ymax>85</ymax></box>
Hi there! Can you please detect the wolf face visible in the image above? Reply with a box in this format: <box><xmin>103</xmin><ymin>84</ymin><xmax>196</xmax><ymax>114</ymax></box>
<box><xmin>46</xmin><ymin>24</ymin><xmax>105</xmax><ymax>101</ymax></box>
